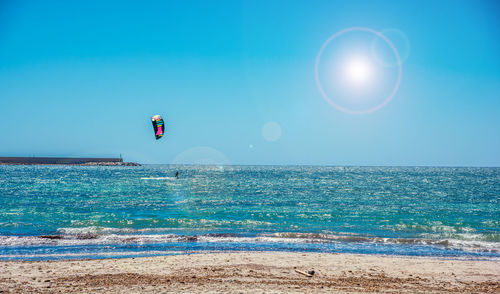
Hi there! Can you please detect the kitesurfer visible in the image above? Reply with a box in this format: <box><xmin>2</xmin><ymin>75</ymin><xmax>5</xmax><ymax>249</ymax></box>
<box><xmin>175</xmin><ymin>171</ymin><xmax>179</xmax><ymax>179</ymax></box>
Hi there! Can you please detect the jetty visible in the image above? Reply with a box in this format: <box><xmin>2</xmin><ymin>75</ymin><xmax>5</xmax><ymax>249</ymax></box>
<box><xmin>0</xmin><ymin>157</ymin><xmax>140</xmax><ymax>166</ymax></box>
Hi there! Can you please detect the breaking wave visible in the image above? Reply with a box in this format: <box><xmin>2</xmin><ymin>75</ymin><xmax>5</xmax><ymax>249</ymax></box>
<box><xmin>0</xmin><ymin>228</ymin><xmax>498</xmax><ymax>259</ymax></box>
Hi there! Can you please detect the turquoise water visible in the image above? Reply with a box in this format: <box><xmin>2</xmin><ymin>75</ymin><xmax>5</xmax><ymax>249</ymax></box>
<box><xmin>0</xmin><ymin>165</ymin><xmax>498</xmax><ymax>260</ymax></box>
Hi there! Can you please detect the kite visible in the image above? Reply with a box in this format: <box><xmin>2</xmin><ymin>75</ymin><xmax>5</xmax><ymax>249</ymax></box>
<box><xmin>151</xmin><ymin>115</ymin><xmax>165</xmax><ymax>140</ymax></box>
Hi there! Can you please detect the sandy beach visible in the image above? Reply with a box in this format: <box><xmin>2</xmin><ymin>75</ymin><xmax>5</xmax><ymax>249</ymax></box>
<box><xmin>0</xmin><ymin>252</ymin><xmax>498</xmax><ymax>293</ymax></box>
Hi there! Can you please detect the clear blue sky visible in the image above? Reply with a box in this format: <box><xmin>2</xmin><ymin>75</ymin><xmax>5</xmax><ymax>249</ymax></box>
<box><xmin>1</xmin><ymin>0</ymin><xmax>499</xmax><ymax>166</ymax></box>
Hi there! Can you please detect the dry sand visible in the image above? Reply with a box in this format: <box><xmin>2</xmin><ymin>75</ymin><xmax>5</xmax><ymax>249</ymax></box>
<box><xmin>0</xmin><ymin>252</ymin><xmax>498</xmax><ymax>293</ymax></box>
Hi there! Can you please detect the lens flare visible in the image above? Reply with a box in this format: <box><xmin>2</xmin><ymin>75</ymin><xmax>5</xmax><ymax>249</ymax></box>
<box><xmin>315</xmin><ymin>27</ymin><xmax>402</xmax><ymax>114</ymax></box>
<box><xmin>262</xmin><ymin>122</ymin><xmax>282</xmax><ymax>142</ymax></box>
<box><xmin>172</xmin><ymin>146</ymin><xmax>231</xmax><ymax>166</ymax></box>
<box><xmin>371</xmin><ymin>28</ymin><xmax>411</xmax><ymax>67</ymax></box>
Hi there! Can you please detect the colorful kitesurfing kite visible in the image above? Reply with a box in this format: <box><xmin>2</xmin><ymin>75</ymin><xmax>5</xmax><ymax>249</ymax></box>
<box><xmin>151</xmin><ymin>115</ymin><xmax>165</xmax><ymax>140</ymax></box>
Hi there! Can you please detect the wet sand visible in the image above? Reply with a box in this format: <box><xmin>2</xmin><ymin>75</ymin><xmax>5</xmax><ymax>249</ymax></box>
<box><xmin>0</xmin><ymin>252</ymin><xmax>498</xmax><ymax>293</ymax></box>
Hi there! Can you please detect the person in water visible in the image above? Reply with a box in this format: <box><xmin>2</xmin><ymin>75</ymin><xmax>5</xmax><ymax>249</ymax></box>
<box><xmin>175</xmin><ymin>171</ymin><xmax>179</xmax><ymax>179</ymax></box>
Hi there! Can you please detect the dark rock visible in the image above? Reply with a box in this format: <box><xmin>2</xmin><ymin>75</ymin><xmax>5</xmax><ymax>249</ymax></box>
<box><xmin>39</xmin><ymin>235</ymin><xmax>63</xmax><ymax>239</ymax></box>
<box><xmin>76</xmin><ymin>234</ymin><xmax>98</xmax><ymax>240</ymax></box>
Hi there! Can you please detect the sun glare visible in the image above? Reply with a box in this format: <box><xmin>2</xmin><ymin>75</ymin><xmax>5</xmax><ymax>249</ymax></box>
<box><xmin>344</xmin><ymin>57</ymin><xmax>372</xmax><ymax>85</ymax></box>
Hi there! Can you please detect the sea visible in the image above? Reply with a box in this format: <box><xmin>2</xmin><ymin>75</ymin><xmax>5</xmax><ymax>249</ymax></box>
<box><xmin>0</xmin><ymin>165</ymin><xmax>498</xmax><ymax>261</ymax></box>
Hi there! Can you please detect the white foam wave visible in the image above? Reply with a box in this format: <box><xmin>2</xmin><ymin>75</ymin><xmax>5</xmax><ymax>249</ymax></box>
<box><xmin>0</xmin><ymin>250</ymin><xmax>184</xmax><ymax>259</ymax></box>
<box><xmin>0</xmin><ymin>230</ymin><xmax>498</xmax><ymax>254</ymax></box>
<box><xmin>267</xmin><ymin>232</ymin><xmax>500</xmax><ymax>254</ymax></box>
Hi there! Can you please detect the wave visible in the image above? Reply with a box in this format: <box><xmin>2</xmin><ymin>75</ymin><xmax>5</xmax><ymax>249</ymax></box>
<box><xmin>0</xmin><ymin>228</ymin><xmax>498</xmax><ymax>255</ymax></box>
<box><xmin>266</xmin><ymin>232</ymin><xmax>500</xmax><ymax>253</ymax></box>
<box><xmin>140</xmin><ymin>177</ymin><xmax>176</xmax><ymax>180</ymax></box>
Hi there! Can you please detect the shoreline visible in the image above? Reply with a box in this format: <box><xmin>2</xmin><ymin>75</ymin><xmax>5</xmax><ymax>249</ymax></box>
<box><xmin>1</xmin><ymin>252</ymin><xmax>498</xmax><ymax>293</ymax></box>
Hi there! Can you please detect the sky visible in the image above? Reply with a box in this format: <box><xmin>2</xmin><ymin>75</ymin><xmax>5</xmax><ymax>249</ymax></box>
<box><xmin>0</xmin><ymin>0</ymin><xmax>499</xmax><ymax>166</ymax></box>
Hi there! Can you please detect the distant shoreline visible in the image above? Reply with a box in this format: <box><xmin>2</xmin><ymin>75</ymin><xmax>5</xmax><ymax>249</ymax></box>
<box><xmin>0</xmin><ymin>157</ymin><xmax>141</xmax><ymax>166</ymax></box>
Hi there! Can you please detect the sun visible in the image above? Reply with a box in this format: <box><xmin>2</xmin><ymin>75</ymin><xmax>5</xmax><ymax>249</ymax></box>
<box><xmin>344</xmin><ymin>56</ymin><xmax>373</xmax><ymax>86</ymax></box>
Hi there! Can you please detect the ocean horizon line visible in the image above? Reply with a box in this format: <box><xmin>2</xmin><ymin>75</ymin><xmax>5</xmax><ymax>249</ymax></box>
<box><xmin>139</xmin><ymin>163</ymin><xmax>500</xmax><ymax>168</ymax></box>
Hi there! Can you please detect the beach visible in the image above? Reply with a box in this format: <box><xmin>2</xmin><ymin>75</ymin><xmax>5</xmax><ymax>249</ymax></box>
<box><xmin>1</xmin><ymin>252</ymin><xmax>498</xmax><ymax>293</ymax></box>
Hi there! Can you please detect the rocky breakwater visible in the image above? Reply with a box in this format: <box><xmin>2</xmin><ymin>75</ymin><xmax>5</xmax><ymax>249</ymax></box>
<box><xmin>80</xmin><ymin>161</ymin><xmax>141</xmax><ymax>166</ymax></box>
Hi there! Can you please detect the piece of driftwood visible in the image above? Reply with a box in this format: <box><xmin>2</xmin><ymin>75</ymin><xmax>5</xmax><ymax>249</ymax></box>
<box><xmin>295</xmin><ymin>269</ymin><xmax>313</xmax><ymax>277</ymax></box>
